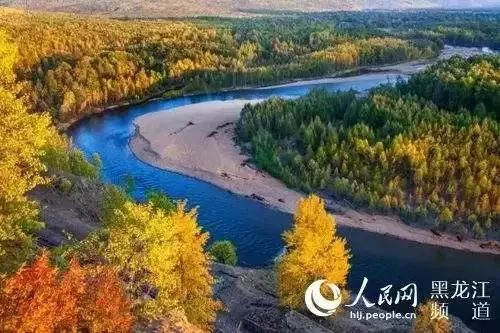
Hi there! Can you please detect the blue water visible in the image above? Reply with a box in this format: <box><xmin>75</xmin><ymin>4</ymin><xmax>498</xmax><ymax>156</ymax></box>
<box><xmin>69</xmin><ymin>73</ymin><xmax>500</xmax><ymax>331</ymax></box>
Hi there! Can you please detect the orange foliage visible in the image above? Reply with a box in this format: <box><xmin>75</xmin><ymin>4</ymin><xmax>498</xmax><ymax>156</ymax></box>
<box><xmin>0</xmin><ymin>253</ymin><xmax>133</xmax><ymax>332</ymax></box>
<box><xmin>79</xmin><ymin>266</ymin><xmax>135</xmax><ymax>332</ymax></box>
<box><xmin>0</xmin><ymin>253</ymin><xmax>62</xmax><ymax>332</ymax></box>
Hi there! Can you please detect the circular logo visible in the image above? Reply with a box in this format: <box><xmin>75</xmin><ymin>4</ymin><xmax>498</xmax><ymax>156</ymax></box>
<box><xmin>305</xmin><ymin>279</ymin><xmax>342</xmax><ymax>317</ymax></box>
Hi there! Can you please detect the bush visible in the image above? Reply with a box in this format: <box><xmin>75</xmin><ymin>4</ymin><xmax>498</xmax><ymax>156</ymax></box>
<box><xmin>147</xmin><ymin>190</ymin><xmax>176</xmax><ymax>214</ymax></box>
<box><xmin>69</xmin><ymin>151</ymin><xmax>101</xmax><ymax>180</ymax></box>
<box><xmin>42</xmin><ymin>146</ymin><xmax>71</xmax><ymax>173</ymax></box>
<box><xmin>42</xmin><ymin>147</ymin><xmax>101</xmax><ymax>180</ymax></box>
<box><xmin>472</xmin><ymin>222</ymin><xmax>485</xmax><ymax>239</ymax></box>
<box><xmin>57</xmin><ymin>178</ymin><xmax>73</xmax><ymax>193</ymax></box>
<box><xmin>208</xmin><ymin>240</ymin><xmax>237</xmax><ymax>266</ymax></box>
<box><xmin>101</xmin><ymin>185</ymin><xmax>130</xmax><ymax>224</ymax></box>
<box><xmin>412</xmin><ymin>300</ymin><xmax>451</xmax><ymax>333</ymax></box>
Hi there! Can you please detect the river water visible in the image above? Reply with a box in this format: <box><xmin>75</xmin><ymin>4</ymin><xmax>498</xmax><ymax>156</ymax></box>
<box><xmin>69</xmin><ymin>71</ymin><xmax>500</xmax><ymax>331</ymax></box>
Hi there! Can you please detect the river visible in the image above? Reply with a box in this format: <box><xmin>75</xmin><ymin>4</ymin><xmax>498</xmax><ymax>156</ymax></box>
<box><xmin>69</xmin><ymin>65</ymin><xmax>500</xmax><ymax>331</ymax></box>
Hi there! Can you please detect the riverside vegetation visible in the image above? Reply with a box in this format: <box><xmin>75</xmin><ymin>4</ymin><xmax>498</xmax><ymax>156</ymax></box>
<box><xmin>237</xmin><ymin>55</ymin><xmax>500</xmax><ymax>239</ymax></box>
<box><xmin>0</xmin><ymin>6</ymin><xmax>498</xmax><ymax>331</ymax></box>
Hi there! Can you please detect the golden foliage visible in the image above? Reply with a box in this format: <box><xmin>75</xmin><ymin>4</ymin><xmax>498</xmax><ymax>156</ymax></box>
<box><xmin>0</xmin><ymin>8</ymin><xmax>437</xmax><ymax>123</ymax></box>
<box><xmin>0</xmin><ymin>30</ymin><xmax>63</xmax><ymax>275</ymax></box>
<box><xmin>159</xmin><ymin>309</ymin><xmax>206</xmax><ymax>333</ymax></box>
<box><xmin>0</xmin><ymin>30</ymin><xmax>16</xmax><ymax>86</ymax></box>
<box><xmin>277</xmin><ymin>194</ymin><xmax>351</xmax><ymax>309</ymax></box>
<box><xmin>412</xmin><ymin>300</ymin><xmax>452</xmax><ymax>333</ymax></box>
<box><xmin>104</xmin><ymin>201</ymin><xmax>220</xmax><ymax>327</ymax></box>
<box><xmin>238</xmin><ymin>83</ymin><xmax>499</xmax><ymax>234</ymax></box>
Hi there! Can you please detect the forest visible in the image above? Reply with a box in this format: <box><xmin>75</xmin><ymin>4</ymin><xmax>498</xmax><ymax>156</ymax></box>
<box><xmin>237</xmin><ymin>55</ymin><xmax>499</xmax><ymax>238</ymax></box>
<box><xmin>0</xmin><ymin>8</ymin><xmax>498</xmax><ymax>124</ymax></box>
<box><xmin>0</xmin><ymin>17</ymin><xmax>222</xmax><ymax>330</ymax></box>
<box><xmin>0</xmin><ymin>6</ymin><xmax>499</xmax><ymax>331</ymax></box>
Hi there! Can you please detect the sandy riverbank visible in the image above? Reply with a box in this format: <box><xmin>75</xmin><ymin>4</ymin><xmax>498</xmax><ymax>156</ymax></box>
<box><xmin>130</xmin><ymin>100</ymin><xmax>499</xmax><ymax>255</ymax></box>
<box><xmin>258</xmin><ymin>45</ymin><xmax>494</xmax><ymax>89</ymax></box>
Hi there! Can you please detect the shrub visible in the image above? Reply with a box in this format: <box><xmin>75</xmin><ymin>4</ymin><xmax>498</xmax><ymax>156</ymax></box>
<box><xmin>209</xmin><ymin>240</ymin><xmax>238</xmax><ymax>265</ymax></box>
<box><xmin>58</xmin><ymin>178</ymin><xmax>73</xmax><ymax>193</ymax></box>
<box><xmin>412</xmin><ymin>300</ymin><xmax>451</xmax><ymax>333</ymax></box>
<box><xmin>472</xmin><ymin>222</ymin><xmax>485</xmax><ymax>238</ymax></box>
<box><xmin>69</xmin><ymin>151</ymin><xmax>101</xmax><ymax>180</ymax></box>
<box><xmin>42</xmin><ymin>147</ymin><xmax>101</xmax><ymax>181</ymax></box>
<box><xmin>147</xmin><ymin>190</ymin><xmax>176</xmax><ymax>214</ymax></box>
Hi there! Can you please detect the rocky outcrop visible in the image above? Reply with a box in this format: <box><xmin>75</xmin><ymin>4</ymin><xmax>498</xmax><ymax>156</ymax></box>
<box><xmin>29</xmin><ymin>174</ymin><xmax>104</xmax><ymax>246</ymax></box>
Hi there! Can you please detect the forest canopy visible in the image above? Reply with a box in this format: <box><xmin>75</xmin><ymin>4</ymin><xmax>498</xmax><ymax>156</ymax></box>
<box><xmin>1</xmin><ymin>8</ymin><xmax>498</xmax><ymax>124</ymax></box>
<box><xmin>237</xmin><ymin>55</ymin><xmax>499</xmax><ymax>238</ymax></box>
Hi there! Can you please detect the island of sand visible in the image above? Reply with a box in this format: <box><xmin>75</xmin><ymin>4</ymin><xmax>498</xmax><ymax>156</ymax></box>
<box><xmin>130</xmin><ymin>99</ymin><xmax>499</xmax><ymax>255</ymax></box>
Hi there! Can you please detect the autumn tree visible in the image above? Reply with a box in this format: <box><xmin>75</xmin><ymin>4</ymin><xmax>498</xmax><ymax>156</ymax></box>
<box><xmin>0</xmin><ymin>253</ymin><xmax>64</xmax><ymax>332</ymax></box>
<box><xmin>0</xmin><ymin>253</ymin><xmax>133</xmax><ymax>332</ymax></box>
<box><xmin>158</xmin><ymin>309</ymin><xmax>205</xmax><ymax>333</ymax></box>
<box><xmin>238</xmin><ymin>65</ymin><xmax>499</xmax><ymax>237</ymax></box>
<box><xmin>104</xmin><ymin>199</ymin><xmax>220</xmax><ymax>328</ymax></box>
<box><xmin>78</xmin><ymin>265</ymin><xmax>134</xmax><ymax>332</ymax></box>
<box><xmin>277</xmin><ymin>195</ymin><xmax>351</xmax><ymax>309</ymax></box>
<box><xmin>0</xmin><ymin>31</ymin><xmax>62</xmax><ymax>275</ymax></box>
<box><xmin>0</xmin><ymin>30</ymin><xmax>16</xmax><ymax>86</ymax></box>
<box><xmin>412</xmin><ymin>300</ymin><xmax>452</xmax><ymax>333</ymax></box>
<box><xmin>0</xmin><ymin>8</ymin><xmax>446</xmax><ymax>124</ymax></box>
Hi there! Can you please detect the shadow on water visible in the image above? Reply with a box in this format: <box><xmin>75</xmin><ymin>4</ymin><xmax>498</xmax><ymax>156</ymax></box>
<box><xmin>69</xmin><ymin>73</ymin><xmax>500</xmax><ymax>332</ymax></box>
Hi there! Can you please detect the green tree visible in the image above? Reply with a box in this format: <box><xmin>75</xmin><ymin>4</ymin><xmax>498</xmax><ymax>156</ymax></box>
<box><xmin>209</xmin><ymin>240</ymin><xmax>237</xmax><ymax>265</ymax></box>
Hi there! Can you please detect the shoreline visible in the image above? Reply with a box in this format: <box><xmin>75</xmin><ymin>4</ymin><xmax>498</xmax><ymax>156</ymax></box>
<box><xmin>63</xmin><ymin>66</ymin><xmax>396</xmax><ymax>131</ymax></box>
<box><xmin>64</xmin><ymin>45</ymin><xmax>492</xmax><ymax>131</ymax></box>
<box><xmin>62</xmin><ymin>54</ymin><xmax>438</xmax><ymax>132</ymax></box>
<box><xmin>129</xmin><ymin>100</ymin><xmax>500</xmax><ymax>256</ymax></box>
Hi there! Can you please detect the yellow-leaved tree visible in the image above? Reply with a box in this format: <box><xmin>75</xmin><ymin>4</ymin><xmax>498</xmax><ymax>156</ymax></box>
<box><xmin>412</xmin><ymin>300</ymin><xmax>451</xmax><ymax>333</ymax></box>
<box><xmin>277</xmin><ymin>194</ymin><xmax>351</xmax><ymax>309</ymax></box>
<box><xmin>0</xmin><ymin>30</ymin><xmax>16</xmax><ymax>86</ymax></box>
<box><xmin>0</xmin><ymin>30</ymin><xmax>62</xmax><ymax>275</ymax></box>
<box><xmin>104</xmin><ymin>199</ymin><xmax>220</xmax><ymax>330</ymax></box>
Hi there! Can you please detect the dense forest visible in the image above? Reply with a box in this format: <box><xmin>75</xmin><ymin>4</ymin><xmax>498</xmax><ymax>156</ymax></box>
<box><xmin>396</xmin><ymin>55</ymin><xmax>500</xmax><ymax>119</ymax></box>
<box><xmin>237</xmin><ymin>55</ymin><xmax>499</xmax><ymax>238</ymax></box>
<box><xmin>0</xmin><ymin>8</ymin><xmax>498</xmax><ymax>124</ymax></box>
<box><xmin>0</xmin><ymin>6</ymin><xmax>499</xmax><ymax>330</ymax></box>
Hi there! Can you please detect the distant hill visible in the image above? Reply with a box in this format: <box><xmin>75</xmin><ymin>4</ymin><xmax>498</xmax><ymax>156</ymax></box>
<box><xmin>0</xmin><ymin>0</ymin><xmax>499</xmax><ymax>17</ymax></box>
